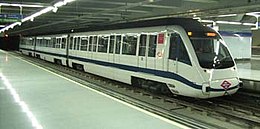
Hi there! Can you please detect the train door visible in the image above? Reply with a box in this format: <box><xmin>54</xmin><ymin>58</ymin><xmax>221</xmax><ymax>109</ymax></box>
<box><xmin>138</xmin><ymin>34</ymin><xmax>148</xmax><ymax>68</ymax></box>
<box><xmin>33</xmin><ymin>37</ymin><xmax>36</xmax><ymax>57</ymax></box>
<box><xmin>114</xmin><ymin>35</ymin><xmax>122</xmax><ymax>64</ymax></box>
<box><xmin>146</xmin><ymin>34</ymin><xmax>157</xmax><ymax>69</ymax></box>
<box><xmin>68</xmin><ymin>36</ymin><xmax>73</xmax><ymax>66</ymax></box>
<box><xmin>108</xmin><ymin>35</ymin><xmax>115</xmax><ymax>62</ymax></box>
<box><xmin>88</xmin><ymin>36</ymin><xmax>97</xmax><ymax>59</ymax></box>
<box><xmin>66</xmin><ymin>35</ymin><xmax>70</xmax><ymax>66</ymax></box>
<box><xmin>168</xmin><ymin>32</ymin><xmax>191</xmax><ymax>73</ymax></box>
<box><xmin>167</xmin><ymin>32</ymin><xmax>180</xmax><ymax>73</ymax></box>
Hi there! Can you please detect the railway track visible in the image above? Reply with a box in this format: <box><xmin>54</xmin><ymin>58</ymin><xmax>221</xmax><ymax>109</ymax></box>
<box><xmin>12</xmin><ymin>52</ymin><xmax>260</xmax><ymax>129</ymax></box>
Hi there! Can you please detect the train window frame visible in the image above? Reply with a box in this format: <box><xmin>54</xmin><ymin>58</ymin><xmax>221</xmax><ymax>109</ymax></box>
<box><xmin>61</xmin><ymin>38</ymin><xmax>66</xmax><ymax>49</ymax></box>
<box><xmin>115</xmin><ymin>35</ymin><xmax>122</xmax><ymax>54</ymax></box>
<box><xmin>92</xmin><ymin>36</ymin><xmax>98</xmax><ymax>52</ymax></box>
<box><xmin>51</xmin><ymin>37</ymin><xmax>56</xmax><ymax>48</ymax></box>
<box><xmin>73</xmin><ymin>37</ymin><xmax>77</xmax><ymax>50</ymax></box>
<box><xmin>77</xmin><ymin>37</ymin><xmax>80</xmax><ymax>50</ymax></box>
<box><xmin>98</xmin><ymin>35</ymin><xmax>109</xmax><ymax>53</ymax></box>
<box><xmin>139</xmin><ymin>34</ymin><xmax>147</xmax><ymax>56</ymax></box>
<box><xmin>109</xmin><ymin>35</ymin><xmax>115</xmax><ymax>54</ymax></box>
<box><xmin>169</xmin><ymin>32</ymin><xmax>191</xmax><ymax>66</ymax></box>
<box><xmin>69</xmin><ymin>37</ymin><xmax>73</xmax><ymax>50</ymax></box>
<box><xmin>45</xmin><ymin>38</ymin><xmax>51</xmax><ymax>47</ymax></box>
<box><xmin>122</xmin><ymin>34</ymin><xmax>138</xmax><ymax>56</ymax></box>
<box><xmin>148</xmin><ymin>34</ymin><xmax>157</xmax><ymax>57</ymax></box>
<box><xmin>80</xmin><ymin>36</ymin><xmax>88</xmax><ymax>51</ymax></box>
<box><xmin>89</xmin><ymin>36</ymin><xmax>93</xmax><ymax>52</ymax></box>
<box><xmin>55</xmin><ymin>38</ymin><xmax>61</xmax><ymax>49</ymax></box>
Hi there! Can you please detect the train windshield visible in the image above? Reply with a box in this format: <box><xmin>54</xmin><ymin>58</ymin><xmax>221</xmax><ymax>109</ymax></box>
<box><xmin>190</xmin><ymin>35</ymin><xmax>234</xmax><ymax>69</ymax></box>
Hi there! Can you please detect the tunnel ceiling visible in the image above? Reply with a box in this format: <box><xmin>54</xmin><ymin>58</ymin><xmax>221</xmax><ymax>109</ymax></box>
<box><xmin>1</xmin><ymin>0</ymin><xmax>260</xmax><ymax>36</ymax></box>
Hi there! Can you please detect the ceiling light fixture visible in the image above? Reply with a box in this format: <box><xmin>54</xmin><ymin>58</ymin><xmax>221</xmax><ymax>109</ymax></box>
<box><xmin>216</xmin><ymin>14</ymin><xmax>237</xmax><ymax>17</ymax></box>
<box><xmin>216</xmin><ymin>21</ymin><xmax>242</xmax><ymax>25</ymax></box>
<box><xmin>0</xmin><ymin>0</ymin><xmax>77</xmax><ymax>34</ymax></box>
<box><xmin>52</xmin><ymin>7</ymin><xmax>58</xmax><ymax>13</ymax></box>
<box><xmin>0</xmin><ymin>3</ymin><xmax>44</xmax><ymax>8</ymax></box>
<box><xmin>200</xmin><ymin>20</ymin><xmax>214</xmax><ymax>23</ymax></box>
<box><xmin>242</xmin><ymin>23</ymin><xmax>256</xmax><ymax>26</ymax></box>
<box><xmin>246</xmin><ymin>12</ymin><xmax>260</xmax><ymax>17</ymax></box>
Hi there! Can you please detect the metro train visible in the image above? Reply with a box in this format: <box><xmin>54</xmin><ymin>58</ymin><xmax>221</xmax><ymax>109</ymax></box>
<box><xmin>19</xmin><ymin>18</ymin><xmax>242</xmax><ymax>98</ymax></box>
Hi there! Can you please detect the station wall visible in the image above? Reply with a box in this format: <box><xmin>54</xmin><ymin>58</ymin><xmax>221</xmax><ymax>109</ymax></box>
<box><xmin>252</xmin><ymin>30</ymin><xmax>260</xmax><ymax>46</ymax></box>
<box><xmin>218</xmin><ymin>24</ymin><xmax>252</xmax><ymax>59</ymax></box>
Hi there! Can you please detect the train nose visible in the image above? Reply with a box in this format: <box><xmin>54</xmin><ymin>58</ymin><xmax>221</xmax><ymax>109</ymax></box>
<box><xmin>202</xmin><ymin>78</ymin><xmax>240</xmax><ymax>97</ymax></box>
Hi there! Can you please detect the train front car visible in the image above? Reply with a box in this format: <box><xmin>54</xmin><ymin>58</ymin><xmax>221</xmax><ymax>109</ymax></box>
<box><xmin>187</xmin><ymin>29</ymin><xmax>241</xmax><ymax>98</ymax></box>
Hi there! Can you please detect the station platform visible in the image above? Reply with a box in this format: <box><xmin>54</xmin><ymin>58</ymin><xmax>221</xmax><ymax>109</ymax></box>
<box><xmin>0</xmin><ymin>50</ymin><xmax>187</xmax><ymax>129</ymax></box>
<box><xmin>236</xmin><ymin>56</ymin><xmax>260</xmax><ymax>81</ymax></box>
<box><xmin>236</xmin><ymin>56</ymin><xmax>260</xmax><ymax>92</ymax></box>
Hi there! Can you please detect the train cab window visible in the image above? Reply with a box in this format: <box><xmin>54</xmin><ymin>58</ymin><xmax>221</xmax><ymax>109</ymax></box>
<box><xmin>80</xmin><ymin>37</ymin><xmax>88</xmax><ymax>51</ymax></box>
<box><xmin>115</xmin><ymin>35</ymin><xmax>121</xmax><ymax>54</ymax></box>
<box><xmin>148</xmin><ymin>35</ymin><xmax>157</xmax><ymax>57</ymax></box>
<box><xmin>61</xmin><ymin>38</ymin><xmax>66</xmax><ymax>49</ymax></box>
<box><xmin>98</xmin><ymin>36</ymin><xmax>109</xmax><ymax>53</ymax></box>
<box><xmin>92</xmin><ymin>36</ymin><xmax>98</xmax><ymax>52</ymax></box>
<box><xmin>122</xmin><ymin>34</ymin><xmax>138</xmax><ymax>55</ymax></box>
<box><xmin>109</xmin><ymin>35</ymin><xmax>115</xmax><ymax>53</ymax></box>
<box><xmin>69</xmin><ymin>37</ymin><xmax>73</xmax><ymax>49</ymax></box>
<box><xmin>139</xmin><ymin>34</ymin><xmax>147</xmax><ymax>56</ymax></box>
<box><xmin>169</xmin><ymin>33</ymin><xmax>191</xmax><ymax>65</ymax></box>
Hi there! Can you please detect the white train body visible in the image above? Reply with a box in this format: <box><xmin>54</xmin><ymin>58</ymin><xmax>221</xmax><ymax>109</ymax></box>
<box><xmin>19</xmin><ymin>18</ymin><xmax>241</xmax><ymax>98</ymax></box>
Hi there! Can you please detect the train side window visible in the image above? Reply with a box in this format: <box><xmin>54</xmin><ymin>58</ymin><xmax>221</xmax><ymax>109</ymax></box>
<box><xmin>109</xmin><ymin>35</ymin><xmax>115</xmax><ymax>53</ymax></box>
<box><xmin>46</xmin><ymin>39</ymin><xmax>50</xmax><ymax>47</ymax></box>
<box><xmin>148</xmin><ymin>35</ymin><xmax>157</xmax><ymax>57</ymax></box>
<box><xmin>89</xmin><ymin>36</ymin><xmax>93</xmax><ymax>51</ymax></box>
<box><xmin>42</xmin><ymin>39</ymin><xmax>45</xmax><ymax>47</ymax></box>
<box><xmin>52</xmin><ymin>38</ymin><xmax>56</xmax><ymax>48</ymax></box>
<box><xmin>122</xmin><ymin>34</ymin><xmax>138</xmax><ymax>55</ymax></box>
<box><xmin>169</xmin><ymin>33</ymin><xmax>191</xmax><ymax>65</ymax></box>
<box><xmin>77</xmin><ymin>37</ymin><xmax>80</xmax><ymax>50</ymax></box>
<box><xmin>92</xmin><ymin>36</ymin><xmax>98</xmax><ymax>52</ymax></box>
<box><xmin>69</xmin><ymin>37</ymin><xmax>73</xmax><ymax>49</ymax></box>
<box><xmin>80</xmin><ymin>37</ymin><xmax>88</xmax><ymax>51</ymax></box>
<box><xmin>139</xmin><ymin>34</ymin><xmax>147</xmax><ymax>56</ymax></box>
<box><xmin>98</xmin><ymin>35</ymin><xmax>109</xmax><ymax>53</ymax></box>
<box><xmin>115</xmin><ymin>35</ymin><xmax>121</xmax><ymax>54</ymax></box>
<box><xmin>73</xmin><ymin>37</ymin><xmax>77</xmax><ymax>50</ymax></box>
<box><xmin>56</xmin><ymin>38</ymin><xmax>61</xmax><ymax>48</ymax></box>
<box><xmin>61</xmin><ymin>38</ymin><xmax>66</xmax><ymax>49</ymax></box>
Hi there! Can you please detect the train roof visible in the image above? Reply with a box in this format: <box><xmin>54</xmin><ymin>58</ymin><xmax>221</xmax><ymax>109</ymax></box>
<box><xmin>27</xmin><ymin>17</ymin><xmax>215</xmax><ymax>36</ymax></box>
<box><xmin>77</xmin><ymin>17</ymin><xmax>214</xmax><ymax>33</ymax></box>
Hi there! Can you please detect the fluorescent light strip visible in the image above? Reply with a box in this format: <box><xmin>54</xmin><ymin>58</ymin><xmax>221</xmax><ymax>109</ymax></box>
<box><xmin>0</xmin><ymin>3</ymin><xmax>44</xmax><ymax>8</ymax></box>
<box><xmin>217</xmin><ymin>14</ymin><xmax>237</xmax><ymax>17</ymax></box>
<box><xmin>200</xmin><ymin>20</ymin><xmax>214</xmax><ymax>23</ymax></box>
<box><xmin>242</xmin><ymin>23</ymin><xmax>256</xmax><ymax>26</ymax></box>
<box><xmin>216</xmin><ymin>21</ymin><xmax>242</xmax><ymax>25</ymax></box>
<box><xmin>246</xmin><ymin>12</ymin><xmax>260</xmax><ymax>17</ymax></box>
<box><xmin>0</xmin><ymin>0</ymin><xmax>77</xmax><ymax>33</ymax></box>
